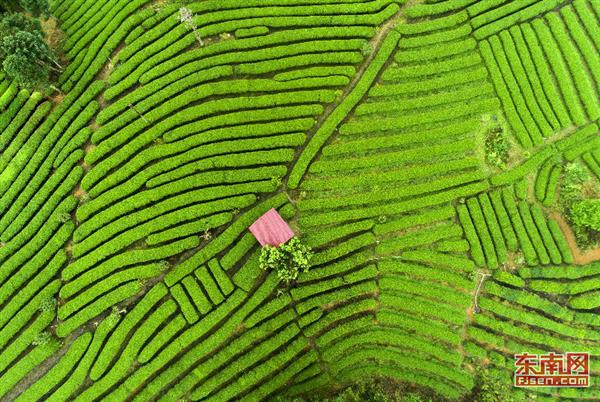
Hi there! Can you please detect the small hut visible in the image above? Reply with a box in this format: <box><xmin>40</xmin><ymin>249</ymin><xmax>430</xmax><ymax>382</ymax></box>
<box><xmin>249</xmin><ymin>208</ymin><xmax>294</xmax><ymax>247</ymax></box>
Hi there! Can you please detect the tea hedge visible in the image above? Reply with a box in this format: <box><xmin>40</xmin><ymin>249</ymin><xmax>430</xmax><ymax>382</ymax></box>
<box><xmin>3</xmin><ymin>0</ymin><xmax>600</xmax><ymax>400</ymax></box>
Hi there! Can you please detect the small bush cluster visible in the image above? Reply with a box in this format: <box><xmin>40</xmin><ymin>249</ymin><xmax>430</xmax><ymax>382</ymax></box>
<box><xmin>472</xmin><ymin>370</ymin><xmax>517</xmax><ymax>402</ymax></box>
<box><xmin>259</xmin><ymin>237</ymin><xmax>313</xmax><ymax>286</ymax></box>
<box><xmin>571</xmin><ymin>199</ymin><xmax>600</xmax><ymax>232</ymax></box>
<box><xmin>271</xmin><ymin>378</ymin><xmax>432</xmax><ymax>402</ymax></box>
<box><xmin>484</xmin><ymin>124</ymin><xmax>509</xmax><ymax>169</ymax></box>
<box><xmin>561</xmin><ymin>162</ymin><xmax>600</xmax><ymax>248</ymax></box>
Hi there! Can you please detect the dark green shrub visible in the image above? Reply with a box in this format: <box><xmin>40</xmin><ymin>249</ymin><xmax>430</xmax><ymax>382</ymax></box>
<box><xmin>19</xmin><ymin>0</ymin><xmax>49</xmax><ymax>17</ymax></box>
<box><xmin>560</xmin><ymin>162</ymin><xmax>600</xmax><ymax>247</ymax></box>
<box><xmin>259</xmin><ymin>237</ymin><xmax>313</xmax><ymax>286</ymax></box>
<box><xmin>473</xmin><ymin>370</ymin><xmax>517</xmax><ymax>402</ymax></box>
<box><xmin>571</xmin><ymin>199</ymin><xmax>600</xmax><ymax>231</ymax></box>
<box><xmin>484</xmin><ymin>124</ymin><xmax>509</xmax><ymax>169</ymax></box>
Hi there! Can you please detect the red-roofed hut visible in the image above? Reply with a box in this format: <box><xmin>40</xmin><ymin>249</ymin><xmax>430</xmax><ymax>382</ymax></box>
<box><xmin>249</xmin><ymin>208</ymin><xmax>294</xmax><ymax>247</ymax></box>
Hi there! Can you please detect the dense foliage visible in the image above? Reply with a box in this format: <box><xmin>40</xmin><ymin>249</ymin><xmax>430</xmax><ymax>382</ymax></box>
<box><xmin>561</xmin><ymin>162</ymin><xmax>600</xmax><ymax>247</ymax></box>
<box><xmin>484</xmin><ymin>122</ymin><xmax>509</xmax><ymax>170</ymax></box>
<box><xmin>1</xmin><ymin>0</ymin><xmax>600</xmax><ymax>400</ymax></box>
<box><xmin>259</xmin><ymin>237</ymin><xmax>313</xmax><ymax>286</ymax></box>
<box><xmin>473</xmin><ymin>371</ymin><xmax>517</xmax><ymax>402</ymax></box>
<box><xmin>571</xmin><ymin>199</ymin><xmax>600</xmax><ymax>231</ymax></box>
<box><xmin>19</xmin><ymin>0</ymin><xmax>49</xmax><ymax>17</ymax></box>
<box><xmin>0</xmin><ymin>1</ymin><xmax>57</xmax><ymax>89</ymax></box>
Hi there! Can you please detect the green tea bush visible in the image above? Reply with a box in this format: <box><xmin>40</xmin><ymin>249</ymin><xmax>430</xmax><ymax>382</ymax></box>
<box><xmin>382</xmin><ymin>53</ymin><xmax>481</xmax><ymax>81</ymax></box>
<box><xmin>489</xmin><ymin>191</ymin><xmax>518</xmax><ymax>251</ymax></box>
<box><xmin>375</xmin><ymin>66</ymin><xmax>487</xmax><ymax>96</ymax></box>
<box><xmin>58</xmin><ymin>263</ymin><xmax>163</xmax><ymax>320</ymax></box>
<box><xmin>546</xmin><ymin>12</ymin><xmax>600</xmax><ymax>120</ymax></box>
<box><xmin>275</xmin><ymin>65</ymin><xmax>356</xmax><ymax>82</ymax></box>
<box><xmin>518</xmin><ymin>201</ymin><xmax>550</xmax><ymax>265</ymax></box>
<box><xmin>260</xmin><ymin>237</ymin><xmax>313</xmax><ymax>286</ymax></box>
<box><xmin>509</xmin><ymin>29</ymin><xmax>561</xmax><ymax>129</ymax></box>
<box><xmin>400</xmin><ymin>24</ymin><xmax>471</xmax><ymax>49</ymax></box>
<box><xmin>14</xmin><ymin>332</ymin><xmax>91</xmax><ymax>402</ymax></box>
<box><xmin>293</xmin><ymin>264</ymin><xmax>377</xmax><ymax>300</ymax></box>
<box><xmin>288</xmin><ymin>29</ymin><xmax>399</xmax><ymax>188</ymax></box>
<box><xmin>170</xmin><ymin>283</ymin><xmax>199</xmax><ymax>324</ymax></box>
<box><xmin>139</xmin><ymin>25</ymin><xmax>373</xmax><ymax>87</ymax></box>
<box><xmin>457</xmin><ymin>204</ymin><xmax>485</xmax><ymax>267</ymax></box>
<box><xmin>467</xmin><ymin>198</ymin><xmax>498</xmax><ymax>268</ymax></box>
<box><xmin>547</xmin><ymin>219</ymin><xmax>574</xmax><ymax>263</ymax></box>
<box><xmin>485</xmin><ymin>281</ymin><xmax>573</xmax><ymax>321</ymax></box>
<box><xmin>0</xmin><ymin>337</ymin><xmax>59</xmax><ymax>400</ymax></box>
<box><xmin>501</xmin><ymin>188</ymin><xmax>537</xmax><ymax>265</ymax></box>
<box><xmin>472</xmin><ymin>0</ymin><xmax>563</xmax><ymax>40</ymax></box>
<box><xmin>0</xmin><ymin>91</ymin><xmax>41</xmax><ymax>153</ymax></box>
<box><xmin>479</xmin><ymin>40</ymin><xmax>531</xmax><ymax>149</ymax></box>
<box><xmin>532</xmin><ymin>19</ymin><xmax>586</xmax><ymax>125</ymax></box>
<box><xmin>569</xmin><ymin>291</ymin><xmax>600</xmax><ymax>310</ymax></box>
<box><xmin>488</xmin><ymin>34</ymin><xmax>543</xmax><ymax>144</ymax></box>
<box><xmin>530</xmin><ymin>204</ymin><xmax>562</xmax><ymax>264</ymax></box>
<box><xmin>57</xmin><ymin>281</ymin><xmax>141</xmax><ymax>338</ymax></box>
<box><xmin>500</xmin><ymin>30</ymin><xmax>552</xmax><ymax>137</ymax></box>
<box><xmin>395</xmin><ymin>37</ymin><xmax>475</xmax><ymax>63</ymax></box>
<box><xmin>478</xmin><ymin>193</ymin><xmax>507</xmax><ymax>264</ymax></box>
<box><xmin>407</xmin><ymin>0</ymin><xmax>473</xmax><ymax>18</ymax></box>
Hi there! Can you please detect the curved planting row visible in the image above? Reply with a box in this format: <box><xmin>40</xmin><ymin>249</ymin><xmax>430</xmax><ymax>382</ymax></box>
<box><xmin>1</xmin><ymin>0</ymin><xmax>599</xmax><ymax>400</ymax></box>
<box><xmin>458</xmin><ymin>185</ymin><xmax>573</xmax><ymax>268</ymax></box>
<box><xmin>0</xmin><ymin>76</ymin><xmax>102</xmax><ymax>397</ymax></box>
<box><xmin>58</xmin><ymin>0</ymin><xmax>406</xmax><ymax>343</ymax></box>
<box><xmin>0</xmin><ymin>0</ymin><xmax>162</xmax><ymax>396</ymax></box>
<box><xmin>465</xmin><ymin>267</ymin><xmax>600</xmax><ymax>399</ymax></box>
<box><xmin>287</xmin><ymin>7</ymin><xmax>506</xmax><ymax>397</ymax></box>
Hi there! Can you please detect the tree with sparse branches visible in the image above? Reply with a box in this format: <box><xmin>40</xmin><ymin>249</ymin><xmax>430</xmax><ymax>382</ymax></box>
<box><xmin>178</xmin><ymin>7</ymin><xmax>204</xmax><ymax>46</ymax></box>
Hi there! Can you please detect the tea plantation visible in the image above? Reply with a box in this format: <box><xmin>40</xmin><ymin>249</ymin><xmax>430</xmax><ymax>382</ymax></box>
<box><xmin>0</xmin><ymin>0</ymin><xmax>599</xmax><ymax>400</ymax></box>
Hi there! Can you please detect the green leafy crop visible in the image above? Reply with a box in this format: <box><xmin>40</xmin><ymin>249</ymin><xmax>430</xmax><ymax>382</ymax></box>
<box><xmin>259</xmin><ymin>237</ymin><xmax>313</xmax><ymax>286</ymax></box>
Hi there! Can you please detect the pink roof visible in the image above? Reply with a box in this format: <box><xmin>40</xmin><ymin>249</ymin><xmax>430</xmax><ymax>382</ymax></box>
<box><xmin>249</xmin><ymin>208</ymin><xmax>294</xmax><ymax>247</ymax></box>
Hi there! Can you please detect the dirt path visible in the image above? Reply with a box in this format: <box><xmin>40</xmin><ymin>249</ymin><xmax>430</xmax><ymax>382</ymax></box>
<box><xmin>550</xmin><ymin>212</ymin><xmax>600</xmax><ymax>265</ymax></box>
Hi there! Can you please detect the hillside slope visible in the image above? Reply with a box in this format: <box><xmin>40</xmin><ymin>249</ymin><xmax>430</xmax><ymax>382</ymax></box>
<box><xmin>0</xmin><ymin>0</ymin><xmax>599</xmax><ymax>400</ymax></box>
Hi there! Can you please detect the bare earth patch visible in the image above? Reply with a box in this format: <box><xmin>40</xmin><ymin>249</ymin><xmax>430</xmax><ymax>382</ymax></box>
<box><xmin>550</xmin><ymin>212</ymin><xmax>600</xmax><ymax>265</ymax></box>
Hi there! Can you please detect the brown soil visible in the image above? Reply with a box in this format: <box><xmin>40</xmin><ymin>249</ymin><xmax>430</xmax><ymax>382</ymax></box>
<box><xmin>84</xmin><ymin>143</ymin><xmax>96</xmax><ymax>153</ymax></box>
<box><xmin>550</xmin><ymin>212</ymin><xmax>600</xmax><ymax>265</ymax></box>
<box><xmin>465</xmin><ymin>305</ymin><xmax>474</xmax><ymax>321</ymax></box>
<box><xmin>73</xmin><ymin>185</ymin><xmax>87</xmax><ymax>199</ymax></box>
<box><xmin>50</xmin><ymin>92</ymin><xmax>65</xmax><ymax>104</ymax></box>
<box><xmin>41</xmin><ymin>17</ymin><xmax>65</xmax><ymax>52</ymax></box>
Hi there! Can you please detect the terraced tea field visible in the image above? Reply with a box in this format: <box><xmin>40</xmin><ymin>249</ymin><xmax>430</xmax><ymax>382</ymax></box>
<box><xmin>0</xmin><ymin>0</ymin><xmax>599</xmax><ymax>400</ymax></box>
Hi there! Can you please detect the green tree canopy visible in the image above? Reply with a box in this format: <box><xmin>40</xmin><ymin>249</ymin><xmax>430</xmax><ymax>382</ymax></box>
<box><xmin>0</xmin><ymin>11</ymin><xmax>58</xmax><ymax>90</ymax></box>
<box><xmin>0</xmin><ymin>12</ymin><xmax>42</xmax><ymax>39</ymax></box>
<box><xmin>19</xmin><ymin>0</ymin><xmax>49</xmax><ymax>17</ymax></box>
<box><xmin>259</xmin><ymin>237</ymin><xmax>313</xmax><ymax>286</ymax></box>
<box><xmin>571</xmin><ymin>199</ymin><xmax>600</xmax><ymax>232</ymax></box>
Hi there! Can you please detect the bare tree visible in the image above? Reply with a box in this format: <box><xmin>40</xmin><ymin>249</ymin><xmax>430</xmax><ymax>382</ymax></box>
<box><xmin>178</xmin><ymin>7</ymin><xmax>204</xmax><ymax>46</ymax></box>
<box><xmin>473</xmin><ymin>271</ymin><xmax>490</xmax><ymax>314</ymax></box>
